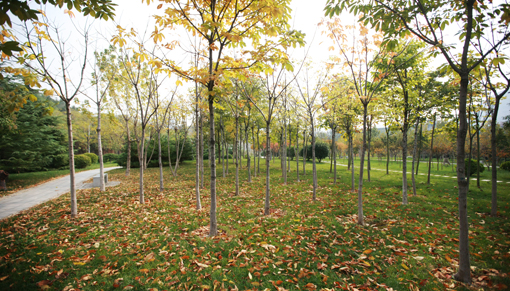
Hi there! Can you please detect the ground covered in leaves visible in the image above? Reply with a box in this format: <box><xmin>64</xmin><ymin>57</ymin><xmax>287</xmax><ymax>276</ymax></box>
<box><xmin>0</xmin><ymin>159</ymin><xmax>509</xmax><ymax>290</ymax></box>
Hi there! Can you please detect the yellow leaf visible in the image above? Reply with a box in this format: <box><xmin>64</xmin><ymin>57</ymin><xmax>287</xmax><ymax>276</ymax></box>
<box><xmin>401</xmin><ymin>263</ymin><xmax>409</xmax><ymax>270</ymax></box>
<box><xmin>176</xmin><ymin>80</ymin><xmax>183</xmax><ymax>87</ymax></box>
<box><xmin>363</xmin><ymin>249</ymin><xmax>373</xmax><ymax>255</ymax></box>
<box><xmin>73</xmin><ymin>262</ymin><xmax>85</xmax><ymax>266</ymax></box>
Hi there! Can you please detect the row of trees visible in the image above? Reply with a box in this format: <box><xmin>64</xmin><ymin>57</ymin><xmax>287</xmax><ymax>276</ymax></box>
<box><xmin>1</xmin><ymin>0</ymin><xmax>509</xmax><ymax>284</ymax></box>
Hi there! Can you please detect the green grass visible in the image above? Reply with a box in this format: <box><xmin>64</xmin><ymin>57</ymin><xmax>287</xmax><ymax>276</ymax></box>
<box><xmin>1</xmin><ymin>162</ymin><xmax>118</xmax><ymax>197</ymax></box>
<box><xmin>0</xmin><ymin>158</ymin><xmax>508</xmax><ymax>290</ymax></box>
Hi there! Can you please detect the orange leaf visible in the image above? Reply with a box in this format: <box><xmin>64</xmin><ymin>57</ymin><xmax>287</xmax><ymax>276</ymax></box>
<box><xmin>363</xmin><ymin>249</ymin><xmax>373</xmax><ymax>254</ymax></box>
<box><xmin>445</xmin><ymin>255</ymin><xmax>452</xmax><ymax>263</ymax></box>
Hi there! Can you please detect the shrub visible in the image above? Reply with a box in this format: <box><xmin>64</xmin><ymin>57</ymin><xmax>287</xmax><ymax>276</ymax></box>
<box><xmin>465</xmin><ymin>159</ymin><xmax>485</xmax><ymax>177</ymax></box>
<box><xmin>83</xmin><ymin>153</ymin><xmax>98</xmax><ymax>164</ymax></box>
<box><xmin>103</xmin><ymin>153</ymin><xmax>119</xmax><ymax>163</ymax></box>
<box><xmin>298</xmin><ymin>142</ymin><xmax>330</xmax><ymax>162</ymax></box>
<box><xmin>500</xmin><ymin>161</ymin><xmax>510</xmax><ymax>171</ymax></box>
<box><xmin>75</xmin><ymin>154</ymin><xmax>91</xmax><ymax>169</ymax></box>
<box><xmin>50</xmin><ymin>154</ymin><xmax>69</xmax><ymax>169</ymax></box>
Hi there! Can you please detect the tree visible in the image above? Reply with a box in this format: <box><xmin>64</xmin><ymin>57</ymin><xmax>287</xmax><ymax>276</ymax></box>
<box><xmin>141</xmin><ymin>0</ymin><xmax>304</xmax><ymax>235</ymax></box>
<box><xmin>325</xmin><ymin>0</ymin><xmax>510</xmax><ymax>282</ymax></box>
<box><xmin>324</xmin><ymin>18</ymin><xmax>399</xmax><ymax>225</ymax></box>
<box><xmin>16</xmin><ymin>14</ymin><xmax>91</xmax><ymax>217</ymax></box>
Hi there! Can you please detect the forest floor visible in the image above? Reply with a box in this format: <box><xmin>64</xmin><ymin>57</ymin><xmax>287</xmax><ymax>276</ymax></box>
<box><xmin>0</xmin><ymin>159</ymin><xmax>509</xmax><ymax>290</ymax></box>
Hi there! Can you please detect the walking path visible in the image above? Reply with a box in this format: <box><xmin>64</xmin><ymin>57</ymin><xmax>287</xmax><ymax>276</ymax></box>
<box><xmin>335</xmin><ymin>163</ymin><xmax>510</xmax><ymax>184</ymax></box>
<box><xmin>0</xmin><ymin>167</ymin><xmax>121</xmax><ymax>220</ymax></box>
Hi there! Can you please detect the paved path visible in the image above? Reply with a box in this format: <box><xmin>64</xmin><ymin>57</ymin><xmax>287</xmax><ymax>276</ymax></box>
<box><xmin>335</xmin><ymin>163</ymin><xmax>510</xmax><ymax>184</ymax></box>
<box><xmin>0</xmin><ymin>167</ymin><xmax>121</xmax><ymax>220</ymax></box>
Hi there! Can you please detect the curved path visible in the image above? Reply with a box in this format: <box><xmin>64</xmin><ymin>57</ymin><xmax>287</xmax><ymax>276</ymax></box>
<box><xmin>0</xmin><ymin>167</ymin><xmax>121</xmax><ymax>221</ymax></box>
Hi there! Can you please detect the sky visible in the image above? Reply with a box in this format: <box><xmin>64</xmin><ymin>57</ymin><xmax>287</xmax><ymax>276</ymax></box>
<box><xmin>21</xmin><ymin>0</ymin><xmax>510</xmax><ymax>123</ymax></box>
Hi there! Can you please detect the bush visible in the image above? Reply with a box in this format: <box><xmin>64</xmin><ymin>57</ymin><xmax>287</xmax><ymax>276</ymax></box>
<box><xmin>298</xmin><ymin>142</ymin><xmax>330</xmax><ymax>162</ymax></box>
<box><xmin>465</xmin><ymin>159</ymin><xmax>485</xmax><ymax>177</ymax></box>
<box><xmin>500</xmin><ymin>161</ymin><xmax>510</xmax><ymax>171</ymax></box>
<box><xmin>83</xmin><ymin>153</ymin><xmax>98</xmax><ymax>164</ymax></box>
<box><xmin>75</xmin><ymin>154</ymin><xmax>91</xmax><ymax>169</ymax></box>
<box><xmin>50</xmin><ymin>154</ymin><xmax>69</xmax><ymax>169</ymax></box>
<box><xmin>103</xmin><ymin>153</ymin><xmax>119</xmax><ymax>163</ymax></box>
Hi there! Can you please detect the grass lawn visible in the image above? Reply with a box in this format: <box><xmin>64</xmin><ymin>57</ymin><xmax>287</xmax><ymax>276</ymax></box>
<box><xmin>0</xmin><ymin>162</ymin><xmax>118</xmax><ymax>198</ymax></box>
<box><xmin>0</xmin><ymin>158</ymin><xmax>509</xmax><ymax>290</ymax></box>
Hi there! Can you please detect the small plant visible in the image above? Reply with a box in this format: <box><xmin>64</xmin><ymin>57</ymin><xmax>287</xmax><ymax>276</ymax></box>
<box><xmin>465</xmin><ymin>159</ymin><xmax>485</xmax><ymax>177</ymax></box>
<box><xmin>75</xmin><ymin>154</ymin><xmax>92</xmax><ymax>169</ymax></box>
<box><xmin>501</xmin><ymin>161</ymin><xmax>510</xmax><ymax>171</ymax></box>
<box><xmin>103</xmin><ymin>153</ymin><xmax>119</xmax><ymax>163</ymax></box>
<box><xmin>83</xmin><ymin>153</ymin><xmax>98</xmax><ymax>164</ymax></box>
<box><xmin>50</xmin><ymin>154</ymin><xmax>69</xmax><ymax>169</ymax></box>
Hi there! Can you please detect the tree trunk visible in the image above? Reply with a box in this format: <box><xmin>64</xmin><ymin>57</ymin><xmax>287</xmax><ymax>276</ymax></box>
<box><xmin>97</xmin><ymin>103</ymin><xmax>105</xmax><ymax>192</ymax></box>
<box><xmin>257</xmin><ymin>126</ymin><xmax>260</xmax><ymax>176</ymax></box>
<box><xmin>311</xmin><ymin>118</ymin><xmax>317</xmax><ymax>201</ymax></box>
<box><xmin>453</xmin><ymin>74</ymin><xmax>471</xmax><ymax>283</ymax></box>
<box><xmin>296</xmin><ymin>125</ymin><xmax>300</xmax><ymax>182</ymax></box>
<box><xmin>234</xmin><ymin>112</ymin><xmax>239</xmax><ymax>196</ymax></box>
<box><xmin>490</xmin><ymin>99</ymin><xmax>501</xmax><ymax>217</ymax></box>
<box><xmin>282</xmin><ymin>122</ymin><xmax>287</xmax><ymax>184</ymax></box>
<box><xmin>350</xmin><ymin>131</ymin><xmax>355</xmax><ymax>191</ymax></box>
<box><xmin>139</xmin><ymin>126</ymin><xmax>146</xmax><ymax>204</ymax></box>
<box><xmin>411</xmin><ymin>117</ymin><xmax>420</xmax><ymax>197</ymax></box>
<box><xmin>195</xmin><ymin>96</ymin><xmax>201</xmax><ymax>210</ymax></box>
<box><xmin>208</xmin><ymin>97</ymin><xmax>217</xmax><ymax>237</ymax></box>
<box><xmin>126</xmin><ymin>119</ymin><xmax>131</xmax><ymax>176</ymax></box>
<box><xmin>246</xmin><ymin>125</ymin><xmax>251</xmax><ymax>183</ymax></box>
<box><xmin>221</xmin><ymin>120</ymin><xmax>226</xmax><ymax>178</ymax></box>
<box><xmin>367</xmin><ymin>115</ymin><xmax>372</xmax><ymax>182</ymax></box>
<box><xmin>427</xmin><ymin>114</ymin><xmax>436</xmax><ymax>185</ymax></box>
<box><xmin>357</xmin><ymin>103</ymin><xmax>368</xmax><ymax>225</ymax></box>
<box><xmin>402</xmin><ymin>92</ymin><xmax>409</xmax><ymax>205</ymax></box>
<box><xmin>476</xmin><ymin>115</ymin><xmax>481</xmax><ymax>188</ymax></box>
<box><xmin>252</xmin><ymin>125</ymin><xmax>256</xmax><ymax>178</ymax></box>
<box><xmin>158</xmin><ymin>126</ymin><xmax>164</xmax><ymax>192</ymax></box>
<box><xmin>416</xmin><ymin>123</ymin><xmax>423</xmax><ymax>175</ymax></box>
<box><xmin>303</xmin><ymin>130</ymin><xmax>307</xmax><ymax>175</ymax></box>
<box><xmin>386</xmin><ymin>126</ymin><xmax>390</xmax><ymax>175</ymax></box>
<box><xmin>200</xmin><ymin>113</ymin><xmax>204</xmax><ymax>188</ymax></box>
<box><xmin>332</xmin><ymin>127</ymin><xmax>337</xmax><ymax>183</ymax></box>
<box><xmin>66</xmin><ymin>102</ymin><xmax>77</xmax><ymax>217</ymax></box>
<box><xmin>265</xmin><ymin>121</ymin><xmax>271</xmax><ymax>215</ymax></box>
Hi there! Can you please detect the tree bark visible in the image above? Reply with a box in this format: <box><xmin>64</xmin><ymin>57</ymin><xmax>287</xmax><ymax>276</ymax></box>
<box><xmin>357</xmin><ymin>103</ymin><xmax>368</xmax><ymax>225</ymax></box>
<box><xmin>350</xmin><ymin>131</ymin><xmax>355</xmax><ymax>191</ymax></box>
<box><xmin>126</xmin><ymin>119</ymin><xmax>131</xmax><ymax>176</ymax></box>
<box><xmin>66</xmin><ymin>102</ymin><xmax>77</xmax><ymax>217</ymax></box>
<box><xmin>208</xmin><ymin>97</ymin><xmax>217</xmax><ymax>236</ymax></box>
<box><xmin>411</xmin><ymin>117</ymin><xmax>420</xmax><ymax>197</ymax></box>
<box><xmin>416</xmin><ymin>123</ymin><xmax>423</xmax><ymax>175</ymax></box>
<box><xmin>311</xmin><ymin>117</ymin><xmax>317</xmax><ymax>201</ymax></box>
<box><xmin>296</xmin><ymin>125</ymin><xmax>300</xmax><ymax>182</ymax></box>
<box><xmin>195</xmin><ymin>96</ymin><xmax>201</xmax><ymax>209</ymax></box>
<box><xmin>385</xmin><ymin>124</ymin><xmax>390</xmax><ymax>175</ymax></box>
<box><xmin>138</xmin><ymin>125</ymin><xmax>146</xmax><ymax>204</ymax></box>
<box><xmin>97</xmin><ymin>103</ymin><xmax>105</xmax><ymax>192</ymax></box>
<box><xmin>427</xmin><ymin>114</ymin><xmax>436</xmax><ymax>185</ymax></box>
<box><xmin>265</xmin><ymin>121</ymin><xmax>271</xmax><ymax>215</ymax></box>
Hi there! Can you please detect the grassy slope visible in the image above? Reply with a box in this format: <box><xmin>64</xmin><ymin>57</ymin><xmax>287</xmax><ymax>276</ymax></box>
<box><xmin>0</xmin><ymin>158</ymin><xmax>508</xmax><ymax>290</ymax></box>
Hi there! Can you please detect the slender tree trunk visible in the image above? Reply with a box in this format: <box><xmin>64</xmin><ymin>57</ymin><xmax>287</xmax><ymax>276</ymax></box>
<box><xmin>246</xmin><ymin>126</ymin><xmax>251</xmax><ymax>182</ymax></box>
<box><xmin>427</xmin><ymin>114</ymin><xmax>436</xmax><ymax>185</ymax></box>
<box><xmin>367</xmin><ymin>115</ymin><xmax>372</xmax><ymax>182</ymax></box>
<box><xmin>168</xmin><ymin>127</ymin><xmax>172</xmax><ymax>176</ymax></box>
<box><xmin>222</xmin><ymin>121</ymin><xmax>226</xmax><ymax>178</ymax></box>
<box><xmin>453</xmin><ymin>73</ymin><xmax>471</xmax><ymax>283</ymax></box>
<box><xmin>139</xmin><ymin>126</ymin><xmax>146</xmax><ymax>204</ymax></box>
<box><xmin>257</xmin><ymin>127</ymin><xmax>260</xmax><ymax>175</ymax></box>
<box><xmin>332</xmin><ymin>127</ymin><xmax>337</xmax><ymax>183</ymax></box>
<box><xmin>158</xmin><ymin>127</ymin><xmax>164</xmax><ymax>192</ymax></box>
<box><xmin>282</xmin><ymin>122</ymin><xmax>287</xmax><ymax>184</ymax></box>
<box><xmin>416</xmin><ymin>123</ymin><xmax>423</xmax><ymax>175</ymax></box>
<box><xmin>350</xmin><ymin>132</ymin><xmax>355</xmax><ymax>191</ymax></box>
<box><xmin>199</xmin><ymin>113</ymin><xmax>204</xmax><ymax>189</ymax></box>
<box><xmin>97</xmin><ymin>103</ymin><xmax>105</xmax><ymax>191</ymax></box>
<box><xmin>87</xmin><ymin>123</ymin><xmax>91</xmax><ymax>154</ymax></box>
<box><xmin>208</xmin><ymin>97</ymin><xmax>217</xmax><ymax>237</ymax></box>
<box><xmin>402</xmin><ymin>92</ymin><xmax>409</xmax><ymax>205</ymax></box>
<box><xmin>234</xmin><ymin>114</ymin><xmax>239</xmax><ymax>196</ymax></box>
<box><xmin>311</xmin><ymin>118</ymin><xmax>317</xmax><ymax>201</ymax></box>
<box><xmin>476</xmin><ymin>115</ymin><xmax>481</xmax><ymax>188</ymax></box>
<box><xmin>357</xmin><ymin>103</ymin><xmax>368</xmax><ymax>225</ymax></box>
<box><xmin>66</xmin><ymin>102</ymin><xmax>77</xmax><ymax>217</ymax></box>
<box><xmin>195</xmin><ymin>97</ymin><xmax>201</xmax><ymax>209</ymax></box>
<box><xmin>252</xmin><ymin>125</ymin><xmax>256</xmax><ymax>178</ymax></box>
<box><xmin>490</xmin><ymin>105</ymin><xmax>499</xmax><ymax>216</ymax></box>
<box><xmin>296</xmin><ymin>125</ymin><xmax>300</xmax><ymax>182</ymax></box>
<box><xmin>303</xmin><ymin>130</ymin><xmax>307</xmax><ymax>175</ymax></box>
<box><xmin>386</xmin><ymin>126</ymin><xmax>390</xmax><ymax>175</ymax></box>
<box><xmin>265</xmin><ymin>122</ymin><xmax>271</xmax><ymax>215</ymax></box>
<box><xmin>126</xmin><ymin>119</ymin><xmax>131</xmax><ymax>176</ymax></box>
<box><xmin>411</xmin><ymin>117</ymin><xmax>420</xmax><ymax>197</ymax></box>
